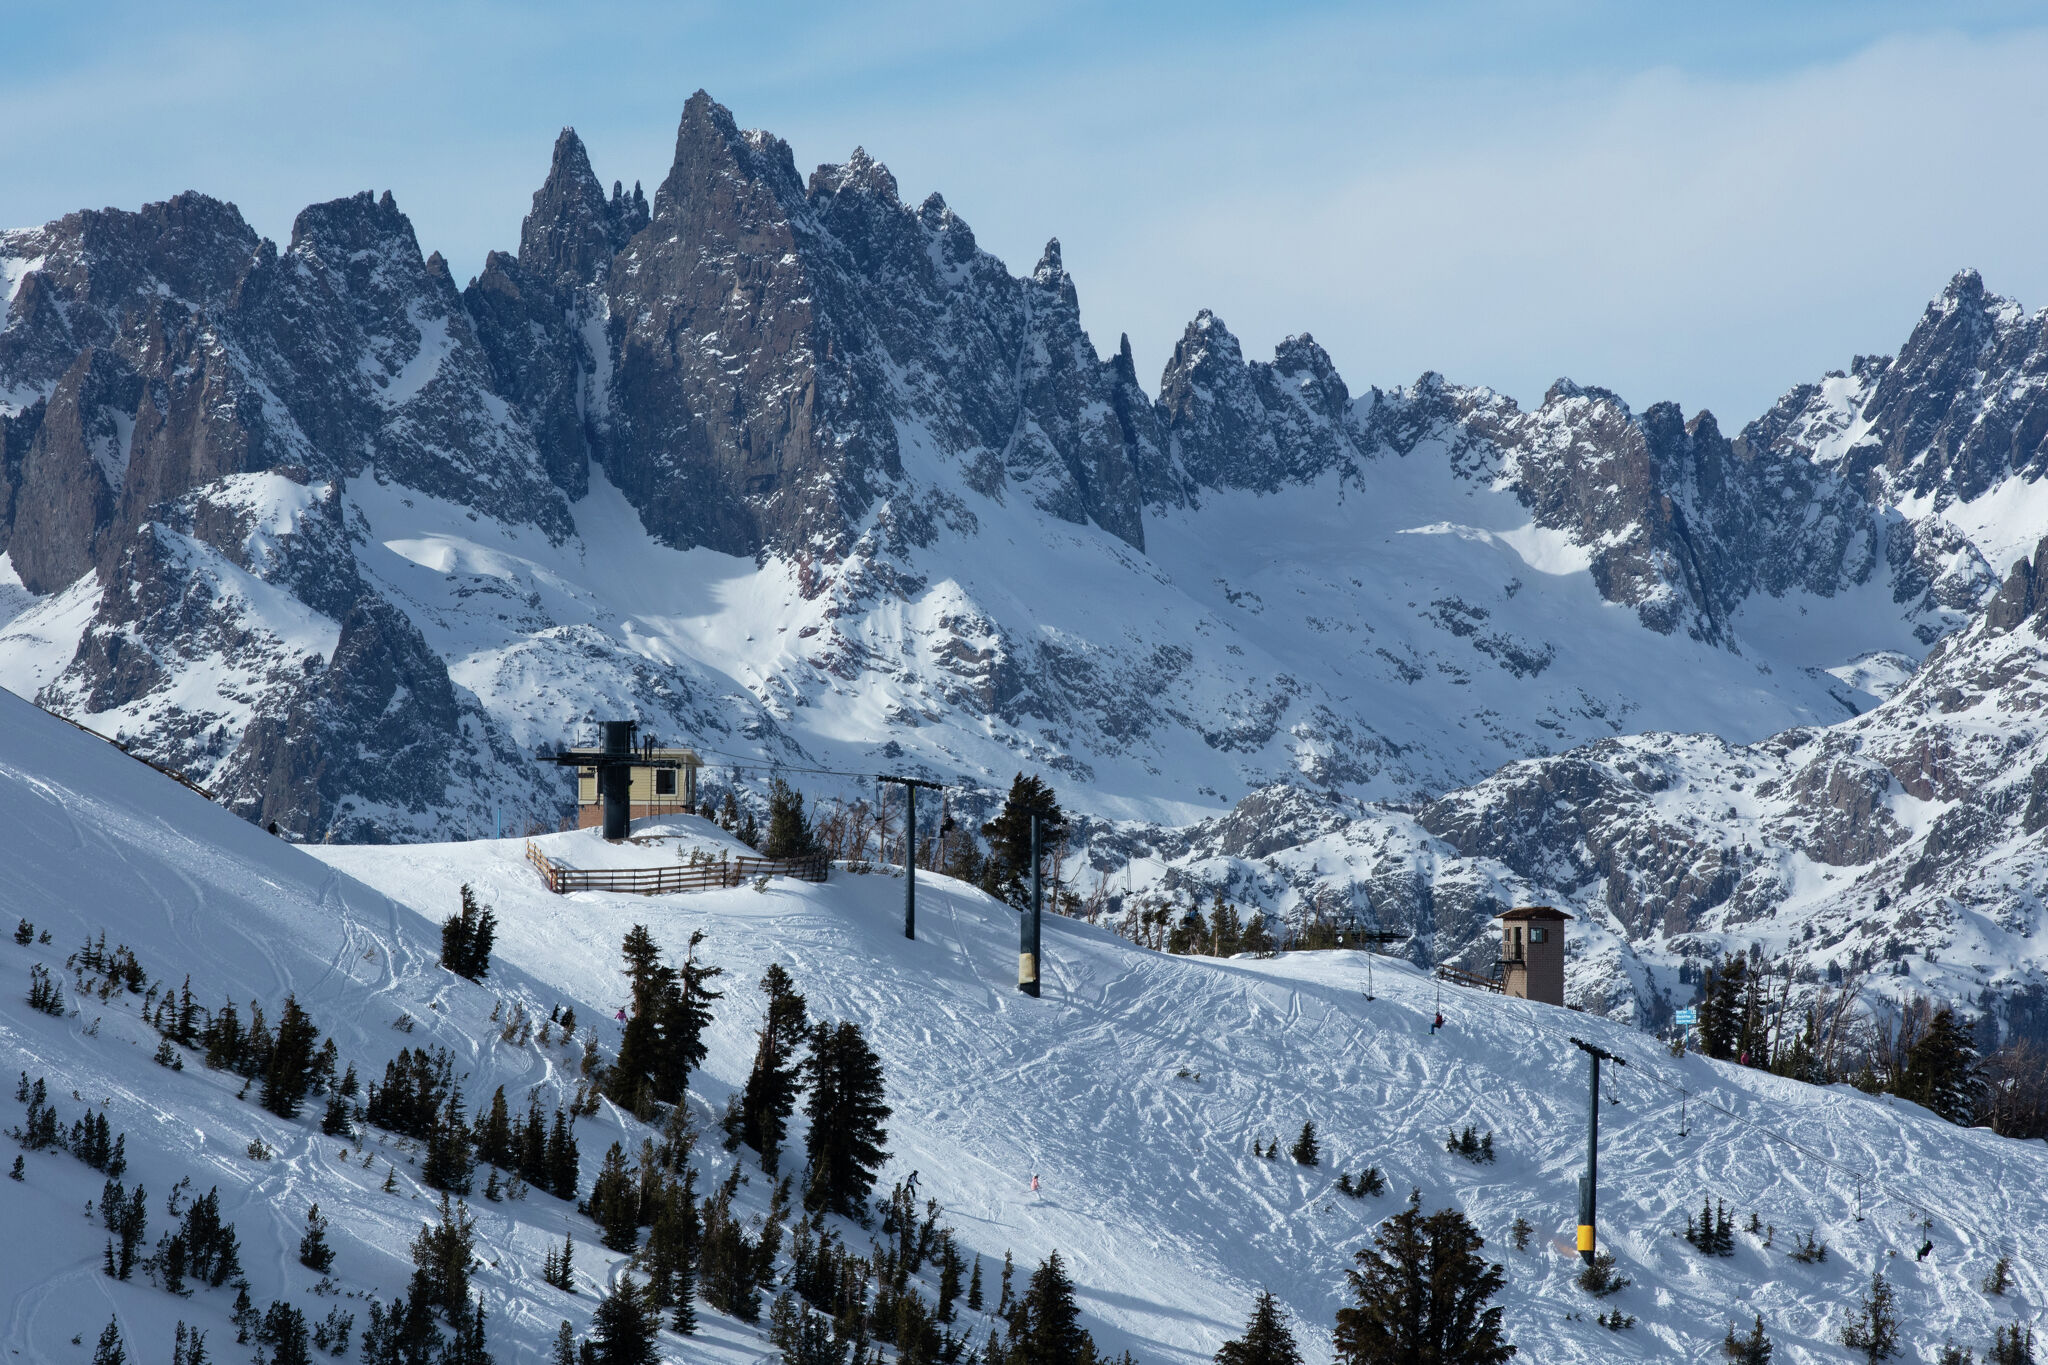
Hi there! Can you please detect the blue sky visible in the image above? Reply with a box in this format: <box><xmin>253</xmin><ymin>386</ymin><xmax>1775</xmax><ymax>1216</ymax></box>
<box><xmin>6</xmin><ymin>1</ymin><xmax>2047</xmax><ymax>421</ymax></box>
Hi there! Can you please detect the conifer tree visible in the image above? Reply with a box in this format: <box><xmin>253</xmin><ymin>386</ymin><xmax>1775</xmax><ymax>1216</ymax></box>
<box><xmin>764</xmin><ymin>779</ymin><xmax>818</xmax><ymax>860</ymax></box>
<box><xmin>1901</xmin><ymin>1005</ymin><xmax>1983</xmax><ymax>1125</ymax></box>
<box><xmin>408</xmin><ymin>1195</ymin><xmax>478</xmax><ymax>1326</ymax></box>
<box><xmin>259</xmin><ymin>995</ymin><xmax>320</xmax><ymax>1119</ymax></box>
<box><xmin>299</xmin><ymin>1203</ymin><xmax>335</xmax><ymax>1274</ymax></box>
<box><xmin>1216</xmin><ymin>1291</ymin><xmax>1303</xmax><ymax>1365</ymax></box>
<box><xmin>1208</xmin><ymin>891</ymin><xmax>1244</xmax><ymax>958</ymax></box>
<box><xmin>979</xmin><ymin>774</ymin><xmax>1066</xmax><ymax>908</ymax></box>
<box><xmin>1239</xmin><ymin>913</ymin><xmax>1278</xmax><ymax>959</ymax></box>
<box><xmin>1014</xmin><ymin>1250</ymin><xmax>1092</xmax><ymax>1365</ymax></box>
<box><xmin>1333</xmin><ymin>1190</ymin><xmax>1516</xmax><ymax>1365</ymax></box>
<box><xmin>588</xmin><ymin>1142</ymin><xmax>640</xmax><ymax>1252</ymax></box>
<box><xmin>1840</xmin><ymin>1269</ymin><xmax>1902</xmax><ymax>1363</ymax></box>
<box><xmin>742</xmin><ymin>963</ymin><xmax>810</xmax><ymax>1174</ymax></box>
<box><xmin>968</xmin><ymin>1256</ymin><xmax>984</xmax><ymax>1312</ymax></box>
<box><xmin>321</xmin><ymin>1091</ymin><xmax>353</xmax><ymax>1138</ymax></box>
<box><xmin>1697</xmin><ymin>955</ymin><xmax>1746</xmax><ymax>1061</ymax></box>
<box><xmin>90</xmin><ymin>1319</ymin><xmax>125</xmax><ymax>1365</ymax></box>
<box><xmin>552</xmin><ymin>1322</ymin><xmax>576</xmax><ymax>1365</ymax></box>
<box><xmin>259</xmin><ymin>1303</ymin><xmax>310</xmax><ymax>1365</ymax></box>
<box><xmin>542</xmin><ymin>1232</ymin><xmax>575</xmax><ymax>1292</ymax></box>
<box><xmin>608</xmin><ymin>926</ymin><xmax>722</xmax><ymax>1107</ymax></box>
<box><xmin>589</xmin><ymin>1278</ymin><xmax>659</xmax><ymax>1365</ymax></box>
<box><xmin>440</xmin><ymin>885</ymin><xmax>498</xmax><ymax>981</ymax></box>
<box><xmin>1989</xmin><ymin>1323</ymin><xmax>2035</xmax><ymax>1365</ymax></box>
<box><xmin>546</xmin><ymin>1109</ymin><xmax>580</xmax><ymax>1200</ymax></box>
<box><xmin>476</xmin><ymin>1086</ymin><xmax>514</xmax><ymax>1170</ymax></box>
<box><xmin>1724</xmin><ymin>1315</ymin><xmax>1772</xmax><ymax>1364</ymax></box>
<box><xmin>802</xmin><ymin>1020</ymin><xmax>892</xmax><ymax>1217</ymax></box>
<box><xmin>1290</xmin><ymin>1122</ymin><xmax>1320</xmax><ymax>1167</ymax></box>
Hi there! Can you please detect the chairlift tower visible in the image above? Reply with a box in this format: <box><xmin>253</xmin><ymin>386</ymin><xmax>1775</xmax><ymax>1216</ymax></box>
<box><xmin>1019</xmin><ymin>814</ymin><xmax>1045</xmax><ymax>997</ymax></box>
<box><xmin>1570</xmin><ymin>1036</ymin><xmax>1627</xmax><ymax>1265</ymax></box>
<box><xmin>878</xmin><ymin>775</ymin><xmax>944</xmax><ymax>939</ymax></box>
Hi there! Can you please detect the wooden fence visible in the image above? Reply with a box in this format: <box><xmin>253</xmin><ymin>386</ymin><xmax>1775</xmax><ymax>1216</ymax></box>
<box><xmin>525</xmin><ymin>841</ymin><xmax>829</xmax><ymax>896</ymax></box>
<box><xmin>1434</xmin><ymin>963</ymin><xmax>1505</xmax><ymax>995</ymax></box>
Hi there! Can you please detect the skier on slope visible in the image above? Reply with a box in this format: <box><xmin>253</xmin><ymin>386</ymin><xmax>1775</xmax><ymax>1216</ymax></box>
<box><xmin>1030</xmin><ymin>1173</ymin><xmax>1040</xmax><ymax>1195</ymax></box>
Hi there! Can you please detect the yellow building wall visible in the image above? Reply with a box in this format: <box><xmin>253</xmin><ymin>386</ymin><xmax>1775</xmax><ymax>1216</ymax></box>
<box><xmin>575</xmin><ymin>753</ymin><xmax>699</xmax><ymax>807</ymax></box>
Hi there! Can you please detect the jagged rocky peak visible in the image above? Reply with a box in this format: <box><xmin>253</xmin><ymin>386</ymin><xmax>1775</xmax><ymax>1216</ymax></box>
<box><xmin>1985</xmin><ymin>535</ymin><xmax>2048</xmax><ymax>635</ymax></box>
<box><xmin>1855</xmin><ymin>268</ymin><xmax>2048</xmax><ymax>502</ymax></box>
<box><xmin>0</xmin><ymin>193</ymin><xmax>260</xmax><ymax>398</ymax></box>
<box><xmin>1158</xmin><ymin>309</ymin><xmax>1374</xmax><ymax>492</ymax></box>
<box><xmin>1271</xmin><ymin>333</ymin><xmax>1350</xmax><ymax>421</ymax></box>
<box><xmin>517</xmin><ymin>128</ymin><xmax>641</xmax><ymax>295</ymax></box>
<box><xmin>811</xmin><ymin>145</ymin><xmax>901</xmax><ymax>203</ymax></box>
<box><xmin>651</xmin><ymin>89</ymin><xmax>807</xmax><ymax>229</ymax></box>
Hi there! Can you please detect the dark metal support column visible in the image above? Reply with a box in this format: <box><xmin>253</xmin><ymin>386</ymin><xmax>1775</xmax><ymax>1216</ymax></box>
<box><xmin>1571</xmin><ymin>1036</ymin><xmax>1625</xmax><ymax>1265</ymax></box>
<box><xmin>903</xmin><ymin>784</ymin><xmax>917</xmax><ymax>940</ymax></box>
<box><xmin>1020</xmin><ymin>814</ymin><xmax>1042</xmax><ymax>996</ymax></box>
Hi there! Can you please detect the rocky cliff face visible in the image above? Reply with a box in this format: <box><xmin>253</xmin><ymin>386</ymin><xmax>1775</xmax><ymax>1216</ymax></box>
<box><xmin>3</xmin><ymin>88</ymin><xmax>2047</xmax><ymax>953</ymax></box>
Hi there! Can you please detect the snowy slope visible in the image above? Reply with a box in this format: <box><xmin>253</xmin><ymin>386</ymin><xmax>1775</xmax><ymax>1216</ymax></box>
<box><xmin>5</xmin><ymin>688</ymin><xmax>2045</xmax><ymax>1365</ymax></box>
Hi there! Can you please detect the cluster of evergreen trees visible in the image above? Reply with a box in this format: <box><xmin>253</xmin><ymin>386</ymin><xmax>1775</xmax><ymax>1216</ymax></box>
<box><xmin>1685</xmin><ymin>953</ymin><xmax>2019</xmax><ymax>1134</ymax></box>
<box><xmin>608</xmin><ymin>925</ymin><xmax>723</xmax><ymax>1111</ymax></box>
<box><xmin>1685</xmin><ymin>1197</ymin><xmax>1735</xmax><ymax>1256</ymax></box>
<box><xmin>358</xmin><ymin>1196</ymin><xmax>493</xmax><ymax>1365</ymax></box>
<box><xmin>440</xmin><ymin>885</ymin><xmax>498</xmax><ymax>981</ymax></box>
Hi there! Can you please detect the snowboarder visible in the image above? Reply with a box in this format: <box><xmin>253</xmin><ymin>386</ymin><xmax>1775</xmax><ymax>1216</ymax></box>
<box><xmin>615</xmin><ymin>1007</ymin><xmax>627</xmax><ymax>1022</ymax></box>
<box><xmin>1030</xmin><ymin>1173</ymin><xmax>1040</xmax><ymax>1194</ymax></box>
<box><xmin>1430</xmin><ymin>1012</ymin><xmax>1444</xmax><ymax>1035</ymax></box>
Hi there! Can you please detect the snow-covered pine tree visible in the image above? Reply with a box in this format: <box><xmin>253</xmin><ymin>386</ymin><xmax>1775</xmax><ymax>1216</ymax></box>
<box><xmin>541</xmin><ymin>1232</ymin><xmax>574</xmax><ymax>1291</ymax></box>
<box><xmin>1215</xmin><ymin>1290</ymin><xmax>1303</xmax><ymax>1365</ymax></box>
<box><xmin>1239</xmin><ymin>913</ymin><xmax>1277</xmax><ymax>959</ymax></box>
<box><xmin>408</xmin><ymin>1195</ymin><xmax>478</xmax><ymax>1326</ymax></box>
<box><xmin>1989</xmin><ymin>1323</ymin><xmax>2035</xmax><ymax>1365</ymax></box>
<box><xmin>1208</xmin><ymin>890</ymin><xmax>1243</xmax><ymax>958</ymax></box>
<box><xmin>1697</xmin><ymin>955</ymin><xmax>1746</xmax><ymax>1061</ymax></box>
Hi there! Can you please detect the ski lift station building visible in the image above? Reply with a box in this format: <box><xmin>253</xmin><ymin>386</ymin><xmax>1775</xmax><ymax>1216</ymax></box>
<box><xmin>1496</xmin><ymin>906</ymin><xmax>1570</xmax><ymax>1005</ymax></box>
<box><xmin>572</xmin><ymin>746</ymin><xmax>702</xmax><ymax>829</ymax></box>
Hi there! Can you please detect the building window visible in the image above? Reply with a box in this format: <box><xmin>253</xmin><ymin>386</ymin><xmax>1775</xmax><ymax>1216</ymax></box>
<box><xmin>655</xmin><ymin>769</ymin><xmax>677</xmax><ymax>796</ymax></box>
<box><xmin>1530</xmin><ymin>927</ymin><xmax>1547</xmax><ymax>944</ymax></box>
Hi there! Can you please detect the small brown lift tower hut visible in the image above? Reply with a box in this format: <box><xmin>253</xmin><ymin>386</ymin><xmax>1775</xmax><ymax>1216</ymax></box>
<box><xmin>1495</xmin><ymin>906</ymin><xmax>1570</xmax><ymax>1005</ymax></box>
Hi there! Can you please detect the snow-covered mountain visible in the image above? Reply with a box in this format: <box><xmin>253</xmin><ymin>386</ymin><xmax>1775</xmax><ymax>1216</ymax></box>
<box><xmin>5</xmin><ymin>92</ymin><xmax>2048</xmax><ymax>1021</ymax></box>
<box><xmin>5</xmin><ymin>683</ymin><xmax>2045</xmax><ymax>1364</ymax></box>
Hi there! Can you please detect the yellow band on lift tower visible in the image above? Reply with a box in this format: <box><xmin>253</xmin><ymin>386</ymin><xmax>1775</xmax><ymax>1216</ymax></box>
<box><xmin>1019</xmin><ymin>953</ymin><xmax>1038</xmax><ymax>982</ymax></box>
<box><xmin>1577</xmin><ymin>1225</ymin><xmax>1595</xmax><ymax>1253</ymax></box>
